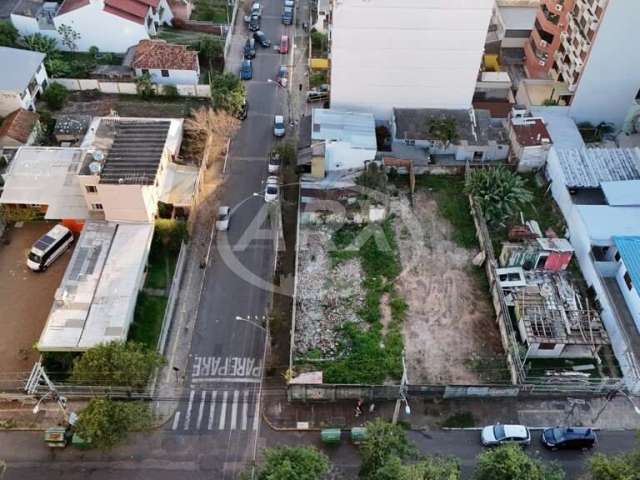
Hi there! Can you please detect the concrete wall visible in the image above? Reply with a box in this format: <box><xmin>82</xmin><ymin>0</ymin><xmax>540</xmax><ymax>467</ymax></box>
<box><xmin>135</xmin><ymin>68</ymin><xmax>199</xmax><ymax>86</ymax></box>
<box><xmin>99</xmin><ymin>183</ymin><xmax>156</xmax><ymax>222</ymax></box>
<box><xmin>616</xmin><ymin>260</ymin><xmax>640</xmax><ymax>333</ymax></box>
<box><xmin>51</xmin><ymin>78</ymin><xmax>210</xmax><ymax>97</ymax></box>
<box><xmin>329</xmin><ymin>0</ymin><xmax>493</xmax><ymax>120</ymax></box>
<box><xmin>0</xmin><ymin>91</ymin><xmax>25</xmax><ymax>116</ymax></box>
<box><xmin>569</xmin><ymin>1</ymin><xmax>640</xmax><ymax>128</ymax></box>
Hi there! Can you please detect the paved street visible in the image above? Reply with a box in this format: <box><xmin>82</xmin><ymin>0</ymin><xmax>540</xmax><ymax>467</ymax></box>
<box><xmin>164</xmin><ymin>0</ymin><xmax>297</xmax><ymax>477</ymax></box>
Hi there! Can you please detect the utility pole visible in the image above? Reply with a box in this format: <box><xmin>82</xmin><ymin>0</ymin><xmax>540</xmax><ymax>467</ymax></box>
<box><xmin>392</xmin><ymin>352</ymin><xmax>410</xmax><ymax>425</ymax></box>
<box><xmin>25</xmin><ymin>362</ymin><xmax>69</xmax><ymax>421</ymax></box>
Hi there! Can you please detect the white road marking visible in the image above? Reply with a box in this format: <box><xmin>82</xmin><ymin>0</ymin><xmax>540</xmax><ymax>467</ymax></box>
<box><xmin>171</xmin><ymin>411</ymin><xmax>181</xmax><ymax>431</ymax></box>
<box><xmin>241</xmin><ymin>390</ymin><xmax>249</xmax><ymax>431</ymax></box>
<box><xmin>230</xmin><ymin>390</ymin><xmax>239</xmax><ymax>430</ymax></box>
<box><xmin>191</xmin><ymin>377</ymin><xmax>261</xmax><ymax>384</ymax></box>
<box><xmin>253</xmin><ymin>393</ymin><xmax>261</xmax><ymax>431</ymax></box>
<box><xmin>196</xmin><ymin>390</ymin><xmax>207</xmax><ymax>430</ymax></box>
<box><xmin>219</xmin><ymin>391</ymin><xmax>229</xmax><ymax>430</ymax></box>
<box><xmin>208</xmin><ymin>390</ymin><xmax>217</xmax><ymax>430</ymax></box>
<box><xmin>184</xmin><ymin>389</ymin><xmax>195</xmax><ymax>430</ymax></box>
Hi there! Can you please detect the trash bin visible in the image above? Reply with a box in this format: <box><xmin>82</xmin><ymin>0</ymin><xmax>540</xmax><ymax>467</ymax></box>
<box><xmin>350</xmin><ymin>427</ymin><xmax>368</xmax><ymax>445</ymax></box>
<box><xmin>320</xmin><ymin>428</ymin><xmax>341</xmax><ymax>445</ymax></box>
<box><xmin>44</xmin><ymin>427</ymin><xmax>68</xmax><ymax>448</ymax></box>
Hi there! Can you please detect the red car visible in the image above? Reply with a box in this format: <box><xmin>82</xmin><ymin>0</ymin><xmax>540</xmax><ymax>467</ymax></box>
<box><xmin>279</xmin><ymin>35</ymin><xmax>289</xmax><ymax>54</ymax></box>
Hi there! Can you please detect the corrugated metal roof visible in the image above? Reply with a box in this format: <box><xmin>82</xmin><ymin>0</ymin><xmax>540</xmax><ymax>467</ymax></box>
<box><xmin>601</xmin><ymin>180</ymin><xmax>640</xmax><ymax>206</ymax></box>
<box><xmin>556</xmin><ymin>148</ymin><xmax>640</xmax><ymax>188</ymax></box>
<box><xmin>311</xmin><ymin>109</ymin><xmax>376</xmax><ymax>150</ymax></box>
<box><xmin>613</xmin><ymin>236</ymin><xmax>640</xmax><ymax>291</ymax></box>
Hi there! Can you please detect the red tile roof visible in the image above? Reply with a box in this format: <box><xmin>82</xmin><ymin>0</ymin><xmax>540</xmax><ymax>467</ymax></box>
<box><xmin>57</xmin><ymin>0</ymin><xmax>90</xmax><ymax>15</ymax></box>
<box><xmin>104</xmin><ymin>0</ymin><xmax>150</xmax><ymax>23</ymax></box>
<box><xmin>136</xmin><ymin>0</ymin><xmax>160</xmax><ymax>8</ymax></box>
<box><xmin>0</xmin><ymin>109</ymin><xmax>38</xmax><ymax>144</ymax></box>
<box><xmin>132</xmin><ymin>39</ymin><xmax>199</xmax><ymax>71</ymax></box>
<box><xmin>512</xmin><ymin>118</ymin><xmax>552</xmax><ymax>147</ymax></box>
<box><xmin>472</xmin><ymin>100</ymin><xmax>514</xmax><ymax>119</ymax></box>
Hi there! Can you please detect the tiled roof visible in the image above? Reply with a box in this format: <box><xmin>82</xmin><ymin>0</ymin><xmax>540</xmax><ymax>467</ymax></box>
<box><xmin>104</xmin><ymin>0</ymin><xmax>150</xmax><ymax>23</ymax></box>
<box><xmin>57</xmin><ymin>0</ymin><xmax>90</xmax><ymax>15</ymax></box>
<box><xmin>511</xmin><ymin>118</ymin><xmax>551</xmax><ymax>147</ymax></box>
<box><xmin>0</xmin><ymin>109</ymin><xmax>38</xmax><ymax>143</ymax></box>
<box><xmin>132</xmin><ymin>40</ymin><xmax>199</xmax><ymax>71</ymax></box>
<box><xmin>613</xmin><ymin>236</ymin><xmax>640</xmax><ymax>291</ymax></box>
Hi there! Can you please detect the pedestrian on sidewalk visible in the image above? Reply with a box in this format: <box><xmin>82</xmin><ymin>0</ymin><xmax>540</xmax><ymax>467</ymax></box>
<box><xmin>355</xmin><ymin>399</ymin><xmax>363</xmax><ymax>417</ymax></box>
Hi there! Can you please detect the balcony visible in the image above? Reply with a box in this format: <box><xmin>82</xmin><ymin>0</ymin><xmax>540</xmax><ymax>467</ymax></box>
<box><xmin>541</xmin><ymin>4</ymin><xmax>561</xmax><ymax>25</ymax></box>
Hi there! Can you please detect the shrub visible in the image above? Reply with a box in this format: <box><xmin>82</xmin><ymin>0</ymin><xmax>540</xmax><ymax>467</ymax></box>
<box><xmin>42</xmin><ymin>83</ymin><xmax>69</xmax><ymax>110</ymax></box>
<box><xmin>0</xmin><ymin>20</ymin><xmax>19</xmax><ymax>47</ymax></box>
<box><xmin>162</xmin><ymin>84</ymin><xmax>179</xmax><ymax>98</ymax></box>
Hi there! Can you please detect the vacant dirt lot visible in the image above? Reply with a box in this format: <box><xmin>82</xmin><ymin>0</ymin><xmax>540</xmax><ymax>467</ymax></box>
<box><xmin>0</xmin><ymin>223</ymin><xmax>72</xmax><ymax>374</ymax></box>
<box><xmin>393</xmin><ymin>191</ymin><xmax>503</xmax><ymax>384</ymax></box>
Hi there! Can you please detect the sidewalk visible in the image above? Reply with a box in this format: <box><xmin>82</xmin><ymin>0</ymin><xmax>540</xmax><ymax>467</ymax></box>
<box><xmin>263</xmin><ymin>388</ymin><xmax>640</xmax><ymax>431</ymax></box>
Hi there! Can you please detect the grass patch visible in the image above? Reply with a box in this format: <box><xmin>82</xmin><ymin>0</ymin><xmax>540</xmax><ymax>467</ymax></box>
<box><xmin>440</xmin><ymin>412</ymin><xmax>476</xmax><ymax>428</ymax></box>
<box><xmin>192</xmin><ymin>0</ymin><xmax>231</xmax><ymax>22</ymax></box>
<box><xmin>320</xmin><ymin>217</ymin><xmax>405</xmax><ymax>384</ymax></box>
<box><xmin>145</xmin><ymin>255</ymin><xmax>176</xmax><ymax>290</ymax></box>
<box><xmin>129</xmin><ymin>292</ymin><xmax>168</xmax><ymax>349</ymax></box>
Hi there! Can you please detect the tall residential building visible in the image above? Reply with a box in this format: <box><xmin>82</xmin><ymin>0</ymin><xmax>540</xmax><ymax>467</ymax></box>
<box><xmin>525</xmin><ymin>0</ymin><xmax>640</xmax><ymax>127</ymax></box>
<box><xmin>329</xmin><ymin>0</ymin><xmax>494</xmax><ymax>120</ymax></box>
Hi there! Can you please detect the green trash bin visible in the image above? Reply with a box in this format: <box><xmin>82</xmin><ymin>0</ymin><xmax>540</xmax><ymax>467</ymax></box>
<box><xmin>320</xmin><ymin>428</ymin><xmax>341</xmax><ymax>445</ymax></box>
<box><xmin>350</xmin><ymin>427</ymin><xmax>367</xmax><ymax>445</ymax></box>
<box><xmin>71</xmin><ymin>433</ymin><xmax>92</xmax><ymax>449</ymax></box>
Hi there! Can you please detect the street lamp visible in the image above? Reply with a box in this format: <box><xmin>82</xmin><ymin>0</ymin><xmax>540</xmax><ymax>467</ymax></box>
<box><xmin>32</xmin><ymin>391</ymin><xmax>52</xmax><ymax>414</ymax></box>
<box><xmin>392</xmin><ymin>352</ymin><xmax>411</xmax><ymax>424</ymax></box>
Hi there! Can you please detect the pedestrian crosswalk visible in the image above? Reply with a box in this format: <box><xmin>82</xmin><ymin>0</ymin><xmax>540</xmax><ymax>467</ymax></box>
<box><xmin>171</xmin><ymin>388</ymin><xmax>260</xmax><ymax>432</ymax></box>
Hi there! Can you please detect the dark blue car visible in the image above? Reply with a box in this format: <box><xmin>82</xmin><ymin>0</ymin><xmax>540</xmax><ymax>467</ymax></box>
<box><xmin>541</xmin><ymin>427</ymin><xmax>597</xmax><ymax>450</ymax></box>
<box><xmin>240</xmin><ymin>59</ymin><xmax>252</xmax><ymax>80</ymax></box>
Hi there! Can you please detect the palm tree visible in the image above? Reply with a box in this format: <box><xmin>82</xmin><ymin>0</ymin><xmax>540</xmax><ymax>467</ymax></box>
<box><xmin>134</xmin><ymin>72</ymin><xmax>154</xmax><ymax>98</ymax></box>
<box><xmin>465</xmin><ymin>167</ymin><xmax>533</xmax><ymax>227</ymax></box>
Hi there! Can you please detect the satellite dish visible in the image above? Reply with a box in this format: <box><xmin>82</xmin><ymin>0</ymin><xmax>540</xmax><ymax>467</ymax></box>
<box><xmin>88</xmin><ymin>161</ymin><xmax>101</xmax><ymax>174</ymax></box>
<box><xmin>93</xmin><ymin>150</ymin><xmax>105</xmax><ymax>162</ymax></box>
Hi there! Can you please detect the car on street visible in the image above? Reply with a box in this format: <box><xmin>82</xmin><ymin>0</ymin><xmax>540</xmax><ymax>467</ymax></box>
<box><xmin>235</xmin><ymin>99</ymin><xmax>248</xmax><ymax>120</ymax></box>
<box><xmin>279</xmin><ymin>34</ymin><xmax>289</xmax><ymax>54</ymax></box>
<box><xmin>282</xmin><ymin>6</ymin><xmax>293</xmax><ymax>24</ymax></box>
<box><xmin>243</xmin><ymin>38</ymin><xmax>256</xmax><ymax>59</ymax></box>
<box><xmin>251</xmin><ymin>1</ymin><xmax>261</xmax><ymax>16</ymax></box>
<box><xmin>264</xmin><ymin>176</ymin><xmax>279</xmax><ymax>202</ymax></box>
<box><xmin>273</xmin><ymin>115</ymin><xmax>286</xmax><ymax>137</ymax></box>
<box><xmin>253</xmin><ymin>30</ymin><xmax>271</xmax><ymax>48</ymax></box>
<box><xmin>277</xmin><ymin>65</ymin><xmax>288</xmax><ymax>87</ymax></box>
<box><xmin>284</xmin><ymin>0</ymin><xmax>294</xmax><ymax>6</ymax></box>
<box><xmin>240</xmin><ymin>59</ymin><xmax>252</xmax><ymax>80</ymax></box>
<box><xmin>248</xmin><ymin>14</ymin><xmax>260</xmax><ymax>31</ymax></box>
<box><xmin>215</xmin><ymin>206</ymin><xmax>231</xmax><ymax>231</ymax></box>
<box><xmin>268</xmin><ymin>150</ymin><xmax>281</xmax><ymax>174</ymax></box>
<box><xmin>481</xmin><ymin>424</ymin><xmax>531</xmax><ymax>447</ymax></box>
<box><xmin>541</xmin><ymin>427</ymin><xmax>597</xmax><ymax>450</ymax></box>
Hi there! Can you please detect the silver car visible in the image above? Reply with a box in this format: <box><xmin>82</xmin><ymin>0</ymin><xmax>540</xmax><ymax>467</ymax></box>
<box><xmin>481</xmin><ymin>424</ymin><xmax>531</xmax><ymax>447</ymax></box>
<box><xmin>215</xmin><ymin>206</ymin><xmax>231</xmax><ymax>231</ymax></box>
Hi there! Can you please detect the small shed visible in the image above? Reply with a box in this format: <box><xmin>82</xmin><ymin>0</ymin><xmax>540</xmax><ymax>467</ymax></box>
<box><xmin>54</xmin><ymin>115</ymin><xmax>91</xmax><ymax>144</ymax></box>
<box><xmin>500</xmin><ymin>237</ymin><xmax>574</xmax><ymax>271</ymax></box>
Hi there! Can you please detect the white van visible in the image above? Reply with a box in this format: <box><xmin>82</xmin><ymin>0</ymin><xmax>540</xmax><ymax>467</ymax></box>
<box><xmin>27</xmin><ymin>224</ymin><xmax>74</xmax><ymax>271</ymax></box>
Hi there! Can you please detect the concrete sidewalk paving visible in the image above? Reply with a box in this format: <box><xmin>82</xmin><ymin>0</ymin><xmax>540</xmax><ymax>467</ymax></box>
<box><xmin>263</xmin><ymin>389</ymin><xmax>640</xmax><ymax>432</ymax></box>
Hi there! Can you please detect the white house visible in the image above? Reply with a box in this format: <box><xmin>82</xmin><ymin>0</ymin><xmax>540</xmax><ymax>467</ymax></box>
<box><xmin>130</xmin><ymin>39</ymin><xmax>199</xmax><ymax>85</ymax></box>
<box><xmin>0</xmin><ymin>47</ymin><xmax>47</xmax><ymax>116</ymax></box>
<box><xmin>310</xmin><ymin>109</ymin><xmax>377</xmax><ymax>176</ymax></box>
<box><xmin>329</xmin><ymin>0</ymin><xmax>494</xmax><ymax>120</ymax></box>
<box><xmin>546</xmin><ymin>146</ymin><xmax>640</xmax><ymax>392</ymax></box>
<box><xmin>10</xmin><ymin>0</ymin><xmax>173</xmax><ymax>52</ymax></box>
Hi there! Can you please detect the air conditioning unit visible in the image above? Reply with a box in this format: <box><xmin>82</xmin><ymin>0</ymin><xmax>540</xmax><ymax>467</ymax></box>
<box><xmin>555</xmin><ymin>3</ymin><xmax>563</xmax><ymax>12</ymax></box>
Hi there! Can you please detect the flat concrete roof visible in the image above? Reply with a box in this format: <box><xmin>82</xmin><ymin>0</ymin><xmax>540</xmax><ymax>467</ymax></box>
<box><xmin>602</xmin><ymin>180</ymin><xmax>640</xmax><ymax>206</ymax></box>
<box><xmin>0</xmin><ymin>46</ymin><xmax>45</xmax><ymax>91</ymax></box>
<box><xmin>498</xmin><ymin>6</ymin><xmax>537</xmax><ymax>31</ymax></box>
<box><xmin>0</xmin><ymin>147</ymin><xmax>90</xmax><ymax>219</ymax></box>
<box><xmin>311</xmin><ymin>109</ymin><xmax>376</xmax><ymax>150</ymax></box>
<box><xmin>577</xmin><ymin>205</ymin><xmax>640</xmax><ymax>245</ymax></box>
<box><xmin>38</xmin><ymin>221</ymin><xmax>154</xmax><ymax>351</ymax></box>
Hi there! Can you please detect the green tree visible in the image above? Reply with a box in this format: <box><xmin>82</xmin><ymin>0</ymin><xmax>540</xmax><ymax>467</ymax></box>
<box><xmin>474</xmin><ymin>444</ymin><xmax>564</xmax><ymax>480</ymax></box>
<box><xmin>70</xmin><ymin>341</ymin><xmax>164</xmax><ymax>388</ymax></box>
<box><xmin>75</xmin><ymin>398</ymin><xmax>152</xmax><ymax>449</ymax></box>
<box><xmin>359</xmin><ymin>418</ymin><xmax>417</xmax><ymax>479</ymax></box>
<box><xmin>197</xmin><ymin>35</ymin><xmax>223</xmax><ymax>72</ymax></box>
<box><xmin>253</xmin><ymin>446</ymin><xmax>329</xmax><ymax>480</ymax></box>
<box><xmin>21</xmin><ymin>33</ymin><xmax>58</xmax><ymax>57</ymax></box>
<box><xmin>42</xmin><ymin>83</ymin><xmax>69</xmax><ymax>110</ymax></box>
<box><xmin>135</xmin><ymin>72</ymin><xmax>155</xmax><ymax>98</ymax></box>
<box><xmin>210</xmin><ymin>72</ymin><xmax>246</xmax><ymax>116</ymax></box>
<box><xmin>371</xmin><ymin>455</ymin><xmax>460</xmax><ymax>480</ymax></box>
<box><xmin>162</xmin><ymin>84</ymin><xmax>179</xmax><ymax>98</ymax></box>
<box><xmin>57</xmin><ymin>23</ymin><xmax>81</xmax><ymax>51</ymax></box>
<box><xmin>465</xmin><ymin>166</ymin><xmax>533</xmax><ymax>226</ymax></box>
<box><xmin>427</xmin><ymin>117</ymin><xmax>458</xmax><ymax>147</ymax></box>
<box><xmin>0</xmin><ymin>20</ymin><xmax>19</xmax><ymax>47</ymax></box>
<box><xmin>585</xmin><ymin>449</ymin><xmax>640</xmax><ymax>480</ymax></box>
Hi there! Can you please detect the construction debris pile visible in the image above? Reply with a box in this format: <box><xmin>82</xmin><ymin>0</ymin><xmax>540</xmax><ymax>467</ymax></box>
<box><xmin>294</xmin><ymin>226</ymin><xmax>365</xmax><ymax>357</ymax></box>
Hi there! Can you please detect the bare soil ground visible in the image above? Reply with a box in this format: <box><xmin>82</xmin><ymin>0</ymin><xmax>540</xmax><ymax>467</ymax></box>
<box><xmin>0</xmin><ymin>222</ymin><xmax>73</xmax><ymax>375</ymax></box>
<box><xmin>392</xmin><ymin>191</ymin><xmax>504</xmax><ymax>384</ymax></box>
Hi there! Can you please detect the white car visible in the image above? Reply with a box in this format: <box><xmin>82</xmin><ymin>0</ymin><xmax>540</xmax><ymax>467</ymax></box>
<box><xmin>264</xmin><ymin>176</ymin><xmax>279</xmax><ymax>202</ymax></box>
<box><xmin>215</xmin><ymin>206</ymin><xmax>231</xmax><ymax>231</ymax></box>
<box><xmin>273</xmin><ymin>115</ymin><xmax>286</xmax><ymax>137</ymax></box>
<box><xmin>481</xmin><ymin>424</ymin><xmax>531</xmax><ymax>447</ymax></box>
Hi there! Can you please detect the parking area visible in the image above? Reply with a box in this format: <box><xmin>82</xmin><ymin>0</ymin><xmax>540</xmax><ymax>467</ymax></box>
<box><xmin>0</xmin><ymin>222</ymin><xmax>73</xmax><ymax>374</ymax></box>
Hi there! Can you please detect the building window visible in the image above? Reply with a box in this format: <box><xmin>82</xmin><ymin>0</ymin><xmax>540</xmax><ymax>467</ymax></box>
<box><xmin>538</xmin><ymin>343</ymin><xmax>556</xmax><ymax>350</ymax></box>
<box><xmin>615</xmin><ymin>251</ymin><xmax>621</xmax><ymax>262</ymax></box>
<box><xmin>92</xmin><ymin>203</ymin><xmax>104</xmax><ymax>210</ymax></box>
<box><xmin>85</xmin><ymin>185</ymin><xmax>97</xmax><ymax>193</ymax></box>
<box><xmin>141</xmin><ymin>68</ymin><xmax>149</xmax><ymax>75</ymax></box>
<box><xmin>624</xmin><ymin>271</ymin><xmax>633</xmax><ymax>291</ymax></box>
<box><xmin>161</xmin><ymin>69</ymin><xmax>170</xmax><ymax>77</ymax></box>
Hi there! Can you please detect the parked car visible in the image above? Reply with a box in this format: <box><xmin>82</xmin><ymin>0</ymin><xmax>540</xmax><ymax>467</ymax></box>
<box><xmin>273</xmin><ymin>115</ymin><xmax>286</xmax><ymax>137</ymax></box>
<box><xmin>279</xmin><ymin>34</ymin><xmax>289</xmax><ymax>54</ymax></box>
<box><xmin>307</xmin><ymin>90</ymin><xmax>329</xmax><ymax>103</ymax></box>
<box><xmin>284</xmin><ymin>0</ymin><xmax>294</xmax><ymax>6</ymax></box>
<box><xmin>268</xmin><ymin>150</ymin><xmax>281</xmax><ymax>174</ymax></box>
<box><xmin>236</xmin><ymin>99</ymin><xmax>249</xmax><ymax>120</ymax></box>
<box><xmin>282</xmin><ymin>5</ymin><xmax>293</xmax><ymax>24</ymax></box>
<box><xmin>215</xmin><ymin>206</ymin><xmax>231</xmax><ymax>231</ymax></box>
<box><xmin>240</xmin><ymin>59</ymin><xmax>252</xmax><ymax>80</ymax></box>
<box><xmin>277</xmin><ymin>65</ymin><xmax>288</xmax><ymax>87</ymax></box>
<box><xmin>541</xmin><ymin>427</ymin><xmax>597</xmax><ymax>450</ymax></box>
<box><xmin>251</xmin><ymin>1</ymin><xmax>261</xmax><ymax>16</ymax></box>
<box><xmin>248</xmin><ymin>14</ymin><xmax>260</xmax><ymax>31</ymax></box>
<box><xmin>253</xmin><ymin>30</ymin><xmax>271</xmax><ymax>48</ymax></box>
<box><xmin>264</xmin><ymin>176</ymin><xmax>279</xmax><ymax>202</ymax></box>
<box><xmin>243</xmin><ymin>38</ymin><xmax>256</xmax><ymax>59</ymax></box>
<box><xmin>481</xmin><ymin>424</ymin><xmax>531</xmax><ymax>447</ymax></box>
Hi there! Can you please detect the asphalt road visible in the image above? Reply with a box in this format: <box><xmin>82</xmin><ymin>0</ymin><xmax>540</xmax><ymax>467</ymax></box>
<box><xmin>165</xmin><ymin>0</ymin><xmax>293</xmax><ymax>478</ymax></box>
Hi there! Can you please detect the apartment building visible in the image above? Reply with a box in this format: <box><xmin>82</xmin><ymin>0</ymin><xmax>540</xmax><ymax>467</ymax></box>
<box><xmin>525</xmin><ymin>0</ymin><xmax>640</xmax><ymax>127</ymax></box>
<box><xmin>329</xmin><ymin>0</ymin><xmax>494</xmax><ymax>120</ymax></box>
